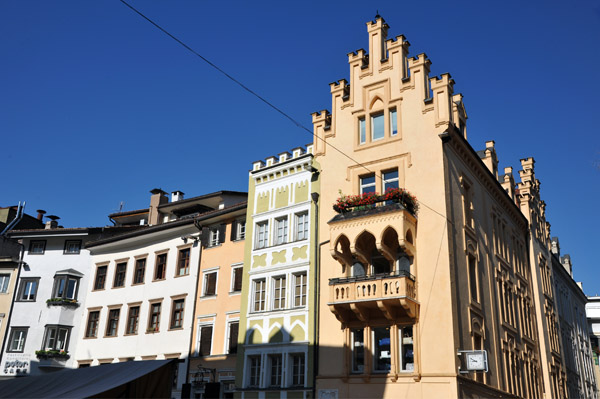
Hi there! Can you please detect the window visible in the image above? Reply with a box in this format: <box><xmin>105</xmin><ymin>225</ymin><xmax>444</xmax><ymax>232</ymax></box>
<box><xmin>234</xmin><ymin>219</ymin><xmax>246</xmax><ymax>241</ymax></box>
<box><xmin>177</xmin><ymin>248</ymin><xmax>190</xmax><ymax>276</ymax></box>
<box><xmin>228</xmin><ymin>321</ymin><xmax>239</xmax><ymax>354</ymax></box>
<box><xmin>133</xmin><ymin>258</ymin><xmax>146</xmax><ymax>285</ymax></box>
<box><xmin>255</xmin><ymin>221</ymin><xmax>269</xmax><ymax>249</ymax></box>
<box><xmin>371</xmin><ymin>113</ymin><xmax>384</xmax><ymax>141</ymax></box>
<box><xmin>290</xmin><ymin>354</ymin><xmax>305</xmax><ymax>386</ymax></box>
<box><xmin>295</xmin><ymin>212</ymin><xmax>309</xmax><ymax>241</ymax></box>
<box><xmin>85</xmin><ymin>311</ymin><xmax>100</xmax><ymax>338</ymax></box>
<box><xmin>272</xmin><ymin>276</ymin><xmax>286</xmax><ymax>310</ymax></box>
<box><xmin>399</xmin><ymin>326</ymin><xmax>414</xmax><ymax>372</ymax></box>
<box><xmin>7</xmin><ymin>328</ymin><xmax>28</xmax><ymax>352</ymax></box>
<box><xmin>148</xmin><ymin>302</ymin><xmax>161</xmax><ymax>332</ymax></box>
<box><xmin>126</xmin><ymin>306</ymin><xmax>140</xmax><ymax>335</ymax></box>
<box><xmin>203</xmin><ymin>271</ymin><xmax>217</xmax><ymax>296</ymax></box>
<box><xmin>42</xmin><ymin>325</ymin><xmax>71</xmax><ymax>351</ymax></box>
<box><xmin>94</xmin><ymin>265</ymin><xmax>107</xmax><ymax>290</ymax></box>
<box><xmin>0</xmin><ymin>274</ymin><xmax>10</xmax><ymax>293</ymax></box>
<box><xmin>253</xmin><ymin>279</ymin><xmax>266</xmax><ymax>312</ymax></box>
<box><xmin>269</xmin><ymin>354</ymin><xmax>283</xmax><ymax>387</ymax></box>
<box><xmin>231</xmin><ymin>265</ymin><xmax>243</xmax><ymax>292</ymax></box>
<box><xmin>373</xmin><ymin>326</ymin><xmax>391</xmax><ymax>372</ymax></box>
<box><xmin>198</xmin><ymin>325</ymin><xmax>213</xmax><ymax>356</ymax></box>
<box><xmin>51</xmin><ymin>274</ymin><xmax>79</xmax><ymax>300</ymax></box>
<box><xmin>294</xmin><ymin>273</ymin><xmax>307</xmax><ymax>307</ymax></box>
<box><xmin>275</xmin><ymin>217</ymin><xmax>288</xmax><ymax>245</ymax></box>
<box><xmin>468</xmin><ymin>254</ymin><xmax>478</xmax><ymax>302</ymax></box>
<box><xmin>154</xmin><ymin>253</ymin><xmax>167</xmax><ymax>280</ymax></box>
<box><xmin>28</xmin><ymin>240</ymin><xmax>46</xmax><ymax>254</ymax></box>
<box><xmin>359</xmin><ymin>117</ymin><xmax>366</xmax><ymax>144</ymax></box>
<box><xmin>360</xmin><ymin>174</ymin><xmax>376</xmax><ymax>194</ymax></box>
<box><xmin>390</xmin><ymin>109</ymin><xmax>398</xmax><ymax>136</ymax></box>
<box><xmin>209</xmin><ymin>227</ymin><xmax>220</xmax><ymax>247</ymax></box>
<box><xmin>113</xmin><ymin>262</ymin><xmax>127</xmax><ymax>288</ymax></box>
<box><xmin>248</xmin><ymin>355</ymin><xmax>261</xmax><ymax>387</ymax></box>
<box><xmin>383</xmin><ymin>169</ymin><xmax>399</xmax><ymax>192</ymax></box>
<box><xmin>105</xmin><ymin>309</ymin><xmax>120</xmax><ymax>337</ymax></box>
<box><xmin>463</xmin><ymin>180</ymin><xmax>474</xmax><ymax>229</ymax></box>
<box><xmin>170</xmin><ymin>299</ymin><xmax>185</xmax><ymax>329</ymax></box>
<box><xmin>63</xmin><ymin>240</ymin><xmax>81</xmax><ymax>254</ymax></box>
<box><xmin>351</xmin><ymin>328</ymin><xmax>365</xmax><ymax>373</ymax></box>
<box><xmin>17</xmin><ymin>278</ymin><xmax>39</xmax><ymax>301</ymax></box>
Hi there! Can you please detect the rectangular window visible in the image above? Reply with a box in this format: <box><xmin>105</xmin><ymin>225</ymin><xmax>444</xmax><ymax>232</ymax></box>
<box><xmin>8</xmin><ymin>328</ymin><xmax>28</xmax><ymax>352</ymax></box>
<box><xmin>360</xmin><ymin>174</ymin><xmax>376</xmax><ymax>194</ymax></box>
<box><xmin>275</xmin><ymin>217</ymin><xmax>288</xmax><ymax>245</ymax></box>
<box><xmin>390</xmin><ymin>109</ymin><xmax>398</xmax><ymax>136</ymax></box>
<box><xmin>203</xmin><ymin>272</ymin><xmax>217</xmax><ymax>296</ymax></box>
<box><xmin>177</xmin><ymin>248</ymin><xmax>190</xmax><ymax>276</ymax></box>
<box><xmin>295</xmin><ymin>212</ymin><xmax>309</xmax><ymax>241</ymax></box>
<box><xmin>231</xmin><ymin>266</ymin><xmax>243</xmax><ymax>292</ymax></box>
<box><xmin>371</xmin><ymin>113</ymin><xmax>384</xmax><ymax>141</ymax></box>
<box><xmin>468</xmin><ymin>254</ymin><xmax>478</xmax><ymax>302</ymax></box>
<box><xmin>105</xmin><ymin>309</ymin><xmax>120</xmax><ymax>337</ymax></box>
<box><xmin>351</xmin><ymin>328</ymin><xmax>365</xmax><ymax>373</ymax></box>
<box><xmin>43</xmin><ymin>325</ymin><xmax>70</xmax><ymax>351</ymax></box>
<box><xmin>400</xmin><ymin>326</ymin><xmax>414</xmax><ymax>372</ymax></box>
<box><xmin>52</xmin><ymin>275</ymin><xmax>79</xmax><ymax>300</ymax></box>
<box><xmin>94</xmin><ymin>265</ymin><xmax>107</xmax><ymax>290</ymax></box>
<box><xmin>18</xmin><ymin>278</ymin><xmax>39</xmax><ymax>301</ymax></box>
<box><xmin>0</xmin><ymin>274</ymin><xmax>10</xmax><ymax>293</ymax></box>
<box><xmin>85</xmin><ymin>311</ymin><xmax>100</xmax><ymax>338</ymax></box>
<box><xmin>133</xmin><ymin>258</ymin><xmax>146</xmax><ymax>285</ymax></box>
<box><xmin>291</xmin><ymin>354</ymin><xmax>305</xmax><ymax>386</ymax></box>
<box><xmin>359</xmin><ymin>117</ymin><xmax>366</xmax><ymax>144</ymax></box>
<box><xmin>28</xmin><ymin>240</ymin><xmax>46</xmax><ymax>254</ymax></box>
<box><xmin>373</xmin><ymin>326</ymin><xmax>391</xmax><ymax>372</ymax></box>
<box><xmin>248</xmin><ymin>355</ymin><xmax>261</xmax><ymax>387</ymax></box>
<box><xmin>255</xmin><ymin>221</ymin><xmax>269</xmax><ymax>249</ymax></box>
<box><xmin>148</xmin><ymin>302</ymin><xmax>161</xmax><ymax>332</ymax></box>
<box><xmin>272</xmin><ymin>276</ymin><xmax>286</xmax><ymax>310</ymax></box>
<box><xmin>294</xmin><ymin>273</ymin><xmax>307</xmax><ymax>307</ymax></box>
<box><xmin>154</xmin><ymin>253</ymin><xmax>167</xmax><ymax>281</ymax></box>
<box><xmin>235</xmin><ymin>220</ymin><xmax>246</xmax><ymax>240</ymax></box>
<box><xmin>198</xmin><ymin>325</ymin><xmax>213</xmax><ymax>356</ymax></box>
<box><xmin>113</xmin><ymin>262</ymin><xmax>127</xmax><ymax>288</ymax></box>
<box><xmin>170</xmin><ymin>299</ymin><xmax>185</xmax><ymax>329</ymax></box>
<box><xmin>63</xmin><ymin>240</ymin><xmax>81</xmax><ymax>254</ymax></box>
<box><xmin>269</xmin><ymin>354</ymin><xmax>283</xmax><ymax>387</ymax></box>
<box><xmin>253</xmin><ymin>279</ymin><xmax>266</xmax><ymax>312</ymax></box>
<box><xmin>209</xmin><ymin>227</ymin><xmax>220</xmax><ymax>247</ymax></box>
<box><xmin>126</xmin><ymin>306</ymin><xmax>140</xmax><ymax>335</ymax></box>
<box><xmin>383</xmin><ymin>169</ymin><xmax>399</xmax><ymax>192</ymax></box>
<box><xmin>228</xmin><ymin>321</ymin><xmax>239</xmax><ymax>354</ymax></box>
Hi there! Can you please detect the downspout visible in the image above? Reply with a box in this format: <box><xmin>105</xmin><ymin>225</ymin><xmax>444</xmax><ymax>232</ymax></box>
<box><xmin>311</xmin><ymin>191</ymin><xmax>320</xmax><ymax>399</ymax></box>
<box><xmin>0</xmin><ymin>241</ymin><xmax>25</xmax><ymax>358</ymax></box>
<box><xmin>1</xmin><ymin>202</ymin><xmax>25</xmax><ymax>236</ymax></box>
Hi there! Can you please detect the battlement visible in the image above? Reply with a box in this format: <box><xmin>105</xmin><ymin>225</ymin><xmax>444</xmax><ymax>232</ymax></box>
<box><xmin>251</xmin><ymin>144</ymin><xmax>314</xmax><ymax>172</ymax></box>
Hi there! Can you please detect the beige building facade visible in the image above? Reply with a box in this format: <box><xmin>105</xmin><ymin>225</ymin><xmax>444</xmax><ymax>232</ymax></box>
<box><xmin>311</xmin><ymin>16</ymin><xmax>561</xmax><ymax>399</ymax></box>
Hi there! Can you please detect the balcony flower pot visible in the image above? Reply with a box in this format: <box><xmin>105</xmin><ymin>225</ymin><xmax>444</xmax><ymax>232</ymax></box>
<box><xmin>35</xmin><ymin>350</ymin><xmax>70</xmax><ymax>360</ymax></box>
<box><xmin>46</xmin><ymin>298</ymin><xmax>79</xmax><ymax>307</ymax></box>
<box><xmin>333</xmin><ymin>188</ymin><xmax>418</xmax><ymax>215</ymax></box>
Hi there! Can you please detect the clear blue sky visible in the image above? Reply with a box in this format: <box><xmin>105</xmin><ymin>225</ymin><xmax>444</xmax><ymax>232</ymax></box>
<box><xmin>2</xmin><ymin>1</ymin><xmax>599</xmax><ymax>293</ymax></box>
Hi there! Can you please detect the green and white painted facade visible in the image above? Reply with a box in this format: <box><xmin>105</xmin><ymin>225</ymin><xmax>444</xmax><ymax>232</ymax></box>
<box><xmin>235</xmin><ymin>145</ymin><xmax>319</xmax><ymax>399</ymax></box>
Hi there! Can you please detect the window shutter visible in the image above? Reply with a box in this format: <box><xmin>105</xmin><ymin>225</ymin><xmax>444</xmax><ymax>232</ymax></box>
<box><xmin>200</xmin><ymin>227</ymin><xmax>209</xmax><ymax>247</ymax></box>
<box><xmin>219</xmin><ymin>224</ymin><xmax>227</xmax><ymax>245</ymax></box>
<box><xmin>230</xmin><ymin>220</ymin><xmax>238</xmax><ymax>241</ymax></box>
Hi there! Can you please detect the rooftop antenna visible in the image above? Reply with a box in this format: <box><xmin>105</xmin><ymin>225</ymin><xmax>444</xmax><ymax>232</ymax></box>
<box><xmin>119</xmin><ymin>202</ymin><xmax>124</xmax><ymax>212</ymax></box>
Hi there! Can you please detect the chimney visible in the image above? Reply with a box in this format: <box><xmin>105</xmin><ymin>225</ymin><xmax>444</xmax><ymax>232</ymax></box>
<box><xmin>551</xmin><ymin>237</ymin><xmax>560</xmax><ymax>256</ymax></box>
<box><xmin>36</xmin><ymin>209</ymin><xmax>46</xmax><ymax>221</ymax></box>
<box><xmin>45</xmin><ymin>215</ymin><xmax>60</xmax><ymax>229</ymax></box>
<box><xmin>171</xmin><ymin>191</ymin><xmax>185</xmax><ymax>202</ymax></box>
<box><xmin>560</xmin><ymin>254</ymin><xmax>572</xmax><ymax>277</ymax></box>
<box><xmin>149</xmin><ymin>189</ymin><xmax>168</xmax><ymax>226</ymax></box>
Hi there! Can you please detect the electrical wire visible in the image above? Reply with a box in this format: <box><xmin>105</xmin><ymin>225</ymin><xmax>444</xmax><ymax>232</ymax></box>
<box><xmin>119</xmin><ymin>0</ymin><xmax>450</xmax><ymax>222</ymax></box>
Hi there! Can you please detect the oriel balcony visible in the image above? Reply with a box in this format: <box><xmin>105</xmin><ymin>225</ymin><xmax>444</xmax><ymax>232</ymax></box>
<box><xmin>327</xmin><ymin>194</ymin><xmax>419</xmax><ymax>325</ymax></box>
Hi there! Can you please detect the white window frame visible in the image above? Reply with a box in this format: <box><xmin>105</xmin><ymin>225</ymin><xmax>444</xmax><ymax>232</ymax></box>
<box><xmin>255</xmin><ymin>221</ymin><xmax>269</xmax><ymax>249</ymax></box>
<box><xmin>293</xmin><ymin>272</ymin><xmax>307</xmax><ymax>308</ymax></box>
<box><xmin>268</xmin><ymin>354</ymin><xmax>283</xmax><ymax>387</ymax></box>
<box><xmin>63</xmin><ymin>240</ymin><xmax>81</xmax><ymax>254</ymax></box>
<box><xmin>272</xmin><ymin>275</ymin><xmax>287</xmax><ymax>310</ymax></box>
<box><xmin>51</xmin><ymin>274</ymin><xmax>80</xmax><ymax>300</ymax></box>
<box><xmin>360</xmin><ymin>174</ymin><xmax>376</xmax><ymax>195</ymax></box>
<box><xmin>398</xmin><ymin>325</ymin><xmax>414</xmax><ymax>372</ymax></box>
<box><xmin>382</xmin><ymin>169</ymin><xmax>399</xmax><ymax>192</ymax></box>
<box><xmin>294</xmin><ymin>212</ymin><xmax>309</xmax><ymax>241</ymax></box>
<box><xmin>247</xmin><ymin>354</ymin><xmax>262</xmax><ymax>388</ymax></box>
<box><xmin>274</xmin><ymin>216</ymin><xmax>288</xmax><ymax>245</ymax></box>
<box><xmin>235</xmin><ymin>219</ymin><xmax>246</xmax><ymax>241</ymax></box>
<box><xmin>7</xmin><ymin>327</ymin><xmax>28</xmax><ymax>353</ymax></box>
<box><xmin>226</xmin><ymin>319</ymin><xmax>240</xmax><ymax>354</ymax></box>
<box><xmin>209</xmin><ymin>227</ymin><xmax>220</xmax><ymax>247</ymax></box>
<box><xmin>0</xmin><ymin>274</ymin><xmax>10</xmax><ymax>294</ymax></box>
<box><xmin>252</xmin><ymin>279</ymin><xmax>266</xmax><ymax>312</ymax></box>
<box><xmin>28</xmin><ymin>240</ymin><xmax>45</xmax><ymax>254</ymax></box>
<box><xmin>18</xmin><ymin>278</ymin><xmax>39</xmax><ymax>302</ymax></box>
<box><xmin>359</xmin><ymin>117</ymin><xmax>366</xmax><ymax>144</ymax></box>
<box><xmin>230</xmin><ymin>264</ymin><xmax>243</xmax><ymax>293</ymax></box>
<box><xmin>196</xmin><ymin>322</ymin><xmax>214</xmax><ymax>357</ymax></box>
<box><xmin>42</xmin><ymin>325</ymin><xmax>71</xmax><ymax>351</ymax></box>
<box><xmin>371</xmin><ymin>112</ymin><xmax>385</xmax><ymax>141</ymax></box>
<box><xmin>202</xmin><ymin>268</ymin><xmax>219</xmax><ymax>297</ymax></box>
<box><xmin>390</xmin><ymin>108</ymin><xmax>398</xmax><ymax>136</ymax></box>
<box><xmin>289</xmin><ymin>352</ymin><xmax>306</xmax><ymax>387</ymax></box>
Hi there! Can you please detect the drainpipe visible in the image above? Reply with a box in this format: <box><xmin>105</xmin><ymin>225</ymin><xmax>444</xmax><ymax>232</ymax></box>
<box><xmin>1</xmin><ymin>202</ymin><xmax>25</xmax><ymax>236</ymax></box>
<box><xmin>310</xmin><ymin>191</ymin><xmax>320</xmax><ymax>399</ymax></box>
<box><xmin>0</xmin><ymin>241</ymin><xmax>25</xmax><ymax>359</ymax></box>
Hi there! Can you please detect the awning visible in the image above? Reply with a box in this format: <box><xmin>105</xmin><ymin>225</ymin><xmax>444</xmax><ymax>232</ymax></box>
<box><xmin>0</xmin><ymin>359</ymin><xmax>174</xmax><ymax>398</ymax></box>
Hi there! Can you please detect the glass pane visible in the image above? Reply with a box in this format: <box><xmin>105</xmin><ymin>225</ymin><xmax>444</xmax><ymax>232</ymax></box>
<box><xmin>390</xmin><ymin>109</ymin><xmax>398</xmax><ymax>136</ymax></box>
<box><xmin>66</xmin><ymin>279</ymin><xmax>77</xmax><ymax>299</ymax></box>
<box><xmin>371</xmin><ymin>114</ymin><xmax>384</xmax><ymax>140</ymax></box>
<box><xmin>45</xmin><ymin>328</ymin><xmax>56</xmax><ymax>349</ymax></box>
<box><xmin>352</xmin><ymin>329</ymin><xmax>364</xmax><ymax>373</ymax></box>
<box><xmin>373</xmin><ymin>327</ymin><xmax>391</xmax><ymax>371</ymax></box>
<box><xmin>359</xmin><ymin>118</ymin><xmax>366</xmax><ymax>144</ymax></box>
<box><xmin>401</xmin><ymin>326</ymin><xmax>414</xmax><ymax>371</ymax></box>
<box><xmin>56</xmin><ymin>329</ymin><xmax>68</xmax><ymax>350</ymax></box>
<box><xmin>383</xmin><ymin>170</ymin><xmax>399</xmax><ymax>191</ymax></box>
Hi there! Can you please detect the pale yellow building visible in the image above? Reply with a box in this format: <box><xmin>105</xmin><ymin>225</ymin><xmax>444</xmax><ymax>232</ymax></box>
<box><xmin>312</xmin><ymin>16</ymin><xmax>553</xmax><ymax>399</ymax></box>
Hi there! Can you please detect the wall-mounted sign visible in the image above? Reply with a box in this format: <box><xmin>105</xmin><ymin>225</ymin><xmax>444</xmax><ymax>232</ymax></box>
<box><xmin>3</xmin><ymin>353</ymin><xmax>30</xmax><ymax>375</ymax></box>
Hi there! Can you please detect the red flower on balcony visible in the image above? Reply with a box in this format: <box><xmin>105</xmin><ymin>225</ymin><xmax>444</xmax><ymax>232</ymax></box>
<box><xmin>333</xmin><ymin>188</ymin><xmax>418</xmax><ymax>214</ymax></box>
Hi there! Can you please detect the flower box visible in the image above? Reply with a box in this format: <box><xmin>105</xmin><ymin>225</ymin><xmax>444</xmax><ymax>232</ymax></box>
<box><xmin>333</xmin><ymin>188</ymin><xmax>418</xmax><ymax>215</ymax></box>
<box><xmin>35</xmin><ymin>350</ymin><xmax>70</xmax><ymax>360</ymax></box>
<box><xmin>46</xmin><ymin>298</ymin><xmax>79</xmax><ymax>307</ymax></box>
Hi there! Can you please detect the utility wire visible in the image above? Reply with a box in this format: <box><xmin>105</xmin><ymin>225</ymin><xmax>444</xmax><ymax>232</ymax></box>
<box><xmin>119</xmin><ymin>0</ymin><xmax>449</xmax><ymax>222</ymax></box>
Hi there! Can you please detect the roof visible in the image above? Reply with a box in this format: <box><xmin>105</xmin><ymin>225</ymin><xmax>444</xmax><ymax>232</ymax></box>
<box><xmin>108</xmin><ymin>208</ymin><xmax>149</xmax><ymax>219</ymax></box>
<box><xmin>6</xmin><ymin>226</ymin><xmax>144</xmax><ymax>239</ymax></box>
<box><xmin>0</xmin><ymin>359</ymin><xmax>173</xmax><ymax>398</ymax></box>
